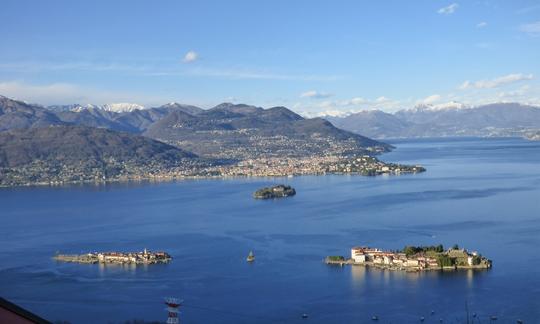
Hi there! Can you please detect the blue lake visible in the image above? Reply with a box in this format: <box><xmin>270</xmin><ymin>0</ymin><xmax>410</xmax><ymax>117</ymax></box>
<box><xmin>1</xmin><ymin>138</ymin><xmax>539</xmax><ymax>323</ymax></box>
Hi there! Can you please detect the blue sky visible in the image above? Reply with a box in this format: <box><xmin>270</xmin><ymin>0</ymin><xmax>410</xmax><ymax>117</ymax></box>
<box><xmin>1</xmin><ymin>0</ymin><xmax>539</xmax><ymax>114</ymax></box>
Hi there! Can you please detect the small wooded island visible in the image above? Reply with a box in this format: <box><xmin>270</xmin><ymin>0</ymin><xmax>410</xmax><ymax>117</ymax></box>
<box><xmin>253</xmin><ymin>184</ymin><xmax>296</xmax><ymax>199</ymax></box>
<box><xmin>326</xmin><ymin>244</ymin><xmax>492</xmax><ymax>271</ymax></box>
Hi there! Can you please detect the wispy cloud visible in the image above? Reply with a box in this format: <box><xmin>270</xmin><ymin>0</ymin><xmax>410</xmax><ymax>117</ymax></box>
<box><xmin>419</xmin><ymin>94</ymin><xmax>441</xmax><ymax>105</ymax></box>
<box><xmin>475</xmin><ymin>42</ymin><xmax>492</xmax><ymax>49</ymax></box>
<box><xmin>375</xmin><ymin>96</ymin><xmax>391</xmax><ymax>103</ymax></box>
<box><xmin>0</xmin><ymin>60</ymin><xmax>342</xmax><ymax>82</ymax></box>
<box><xmin>459</xmin><ymin>73</ymin><xmax>534</xmax><ymax>90</ymax></box>
<box><xmin>349</xmin><ymin>97</ymin><xmax>368</xmax><ymax>105</ymax></box>
<box><xmin>183</xmin><ymin>51</ymin><xmax>198</xmax><ymax>63</ymax></box>
<box><xmin>519</xmin><ymin>21</ymin><xmax>540</xmax><ymax>36</ymax></box>
<box><xmin>0</xmin><ymin>81</ymin><xmax>169</xmax><ymax>106</ymax></box>
<box><xmin>300</xmin><ymin>90</ymin><xmax>333</xmax><ymax>99</ymax></box>
<box><xmin>497</xmin><ymin>85</ymin><xmax>531</xmax><ymax>99</ymax></box>
<box><xmin>516</xmin><ymin>4</ymin><xmax>540</xmax><ymax>14</ymax></box>
<box><xmin>180</xmin><ymin>67</ymin><xmax>342</xmax><ymax>81</ymax></box>
<box><xmin>477</xmin><ymin>21</ymin><xmax>487</xmax><ymax>28</ymax></box>
<box><xmin>0</xmin><ymin>61</ymin><xmax>150</xmax><ymax>73</ymax></box>
<box><xmin>438</xmin><ymin>3</ymin><xmax>459</xmax><ymax>15</ymax></box>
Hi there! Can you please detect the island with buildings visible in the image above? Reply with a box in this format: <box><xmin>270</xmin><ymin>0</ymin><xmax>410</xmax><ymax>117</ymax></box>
<box><xmin>253</xmin><ymin>184</ymin><xmax>296</xmax><ymax>199</ymax></box>
<box><xmin>325</xmin><ymin>245</ymin><xmax>491</xmax><ymax>271</ymax></box>
<box><xmin>53</xmin><ymin>249</ymin><xmax>172</xmax><ymax>265</ymax></box>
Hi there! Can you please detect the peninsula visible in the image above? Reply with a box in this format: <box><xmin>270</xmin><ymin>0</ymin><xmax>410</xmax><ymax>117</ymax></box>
<box><xmin>53</xmin><ymin>249</ymin><xmax>172</xmax><ymax>265</ymax></box>
<box><xmin>325</xmin><ymin>245</ymin><xmax>491</xmax><ymax>271</ymax></box>
<box><xmin>253</xmin><ymin>184</ymin><xmax>296</xmax><ymax>199</ymax></box>
<box><xmin>0</xmin><ymin>97</ymin><xmax>428</xmax><ymax>187</ymax></box>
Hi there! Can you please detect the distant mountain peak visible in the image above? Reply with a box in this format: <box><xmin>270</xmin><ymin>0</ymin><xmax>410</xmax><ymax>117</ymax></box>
<box><xmin>210</xmin><ymin>102</ymin><xmax>262</xmax><ymax>114</ymax></box>
<box><xmin>101</xmin><ymin>103</ymin><xmax>145</xmax><ymax>112</ymax></box>
<box><xmin>162</xmin><ymin>102</ymin><xmax>188</xmax><ymax>108</ymax></box>
<box><xmin>410</xmin><ymin>101</ymin><xmax>469</xmax><ymax>112</ymax></box>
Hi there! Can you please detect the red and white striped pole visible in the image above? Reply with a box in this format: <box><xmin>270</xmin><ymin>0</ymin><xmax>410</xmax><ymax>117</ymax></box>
<box><xmin>165</xmin><ymin>297</ymin><xmax>182</xmax><ymax>324</ymax></box>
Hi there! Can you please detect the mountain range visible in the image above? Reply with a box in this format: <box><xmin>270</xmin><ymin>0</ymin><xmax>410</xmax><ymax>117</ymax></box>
<box><xmin>0</xmin><ymin>125</ymin><xmax>199</xmax><ymax>186</ymax></box>
<box><xmin>143</xmin><ymin>102</ymin><xmax>389</xmax><ymax>159</ymax></box>
<box><xmin>0</xmin><ymin>95</ymin><xmax>390</xmax><ymax>161</ymax></box>
<box><xmin>327</xmin><ymin>103</ymin><xmax>540</xmax><ymax>139</ymax></box>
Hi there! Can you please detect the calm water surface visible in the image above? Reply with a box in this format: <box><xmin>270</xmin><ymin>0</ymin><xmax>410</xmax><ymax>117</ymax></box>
<box><xmin>1</xmin><ymin>138</ymin><xmax>539</xmax><ymax>323</ymax></box>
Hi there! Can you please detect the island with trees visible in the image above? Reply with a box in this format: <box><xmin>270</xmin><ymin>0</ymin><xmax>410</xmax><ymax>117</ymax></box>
<box><xmin>253</xmin><ymin>184</ymin><xmax>296</xmax><ymax>199</ymax></box>
<box><xmin>325</xmin><ymin>244</ymin><xmax>492</xmax><ymax>271</ymax></box>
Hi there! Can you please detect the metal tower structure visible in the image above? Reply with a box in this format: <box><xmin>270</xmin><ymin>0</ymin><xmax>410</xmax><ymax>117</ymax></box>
<box><xmin>165</xmin><ymin>297</ymin><xmax>182</xmax><ymax>324</ymax></box>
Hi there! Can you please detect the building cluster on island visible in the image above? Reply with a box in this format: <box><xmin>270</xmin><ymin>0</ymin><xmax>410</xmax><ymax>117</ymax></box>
<box><xmin>253</xmin><ymin>184</ymin><xmax>296</xmax><ymax>199</ymax></box>
<box><xmin>326</xmin><ymin>245</ymin><xmax>491</xmax><ymax>271</ymax></box>
<box><xmin>53</xmin><ymin>249</ymin><xmax>172</xmax><ymax>265</ymax></box>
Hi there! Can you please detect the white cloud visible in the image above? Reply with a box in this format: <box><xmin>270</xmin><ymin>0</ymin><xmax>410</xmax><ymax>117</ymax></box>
<box><xmin>420</xmin><ymin>94</ymin><xmax>442</xmax><ymax>104</ymax></box>
<box><xmin>183</xmin><ymin>51</ymin><xmax>198</xmax><ymax>63</ymax></box>
<box><xmin>477</xmin><ymin>22</ymin><xmax>488</xmax><ymax>28</ymax></box>
<box><xmin>316</xmin><ymin>100</ymin><xmax>335</xmax><ymax>109</ymax></box>
<box><xmin>459</xmin><ymin>73</ymin><xmax>534</xmax><ymax>89</ymax></box>
<box><xmin>458</xmin><ymin>80</ymin><xmax>471</xmax><ymax>90</ymax></box>
<box><xmin>350</xmin><ymin>97</ymin><xmax>367</xmax><ymax>105</ymax></box>
<box><xmin>438</xmin><ymin>3</ymin><xmax>459</xmax><ymax>15</ymax></box>
<box><xmin>519</xmin><ymin>21</ymin><xmax>540</xmax><ymax>36</ymax></box>
<box><xmin>497</xmin><ymin>85</ymin><xmax>531</xmax><ymax>99</ymax></box>
<box><xmin>300</xmin><ymin>90</ymin><xmax>333</xmax><ymax>99</ymax></box>
<box><xmin>375</xmin><ymin>96</ymin><xmax>391</xmax><ymax>103</ymax></box>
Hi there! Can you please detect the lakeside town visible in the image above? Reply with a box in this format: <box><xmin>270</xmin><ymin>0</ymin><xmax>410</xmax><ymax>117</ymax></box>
<box><xmin>0</xmin><ymin>154</ymin><xmax>426</xmax><ymax>187</ymax></box>
<box><xmin>53</xmin><ymin>249</ymin><xmax>172</xmax><ymax>265</ymax></box>
<box><xmin>326</xmin><ymin>245</ymin><xmax>492</xmax><ymax>271</ymax></box>
<box><xmin>206</xmin><ymin>155</ymin><xmax>425</xmax><ymax>177</ymax></box>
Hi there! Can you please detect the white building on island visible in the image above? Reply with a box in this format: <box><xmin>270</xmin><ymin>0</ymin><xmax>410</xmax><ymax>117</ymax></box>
<box><xmin>351</xmin><ymin>248</ymin><xmax>366</xmax><ymax>263</ymax></box>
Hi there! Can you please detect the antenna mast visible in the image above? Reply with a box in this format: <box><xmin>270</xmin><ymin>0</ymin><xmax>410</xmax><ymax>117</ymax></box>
<box><xmin>165</xmin><ymin>297</ymin><xmax>182</xmax><ymax>324</ymax></box>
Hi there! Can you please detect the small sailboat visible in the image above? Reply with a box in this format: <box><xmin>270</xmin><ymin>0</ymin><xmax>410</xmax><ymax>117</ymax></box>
<box><xmin>246</xmin><ymin>251</ymin><xmax>255</xmax><ymax>262</ymax></box>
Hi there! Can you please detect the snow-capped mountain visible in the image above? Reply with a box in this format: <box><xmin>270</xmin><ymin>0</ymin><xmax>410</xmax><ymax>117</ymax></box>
<box><xmin>408</xmin><ymin>101</ymin><xmax>469</xmax><ymax>112</ymax></box>
<box><xmin>47</xmin><ymin>104</ymin><xmax>100</xmax><ymax>112</ymax></box>
<box><xmin>47</xmin><ymin>103</ymin><xmax>144</xmax><ymax>113</ymax></box>
<box><xmin>101</xmin><ymin>103</ymin><xmax>145</xmax><ymax>112</ymax></box>
<box><xmin>299</xmin><ymin>109</ymin><xmax>352</xmax><ymax>118</ymax></box>
<box><xmin>327</xmin><ymin>102</ymin><xmax>540</xmax><ymax>139</ymax></box>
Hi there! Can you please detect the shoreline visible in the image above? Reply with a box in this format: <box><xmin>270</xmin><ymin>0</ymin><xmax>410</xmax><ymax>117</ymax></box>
<box><xmin>53</xmin><ymin>250</ymin><xmax>172</xmax><ymax>265</ymax></box>
<box><xmin>325</xmin><ymin>259</ymin><xmax>491</xmax><ymax>272</ymax></box>
<box><xmin>0</xmin><ymin>168</ymin><xmax>425</xmax><ymax>189</ymax></box>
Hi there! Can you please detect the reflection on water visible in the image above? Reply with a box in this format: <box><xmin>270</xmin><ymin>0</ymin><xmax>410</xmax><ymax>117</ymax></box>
<box><xmin>350</xmin><ymin>265</ymin><xmax>366</xmax><ymax>286</ymax></box>
<box><xmin>466</xmin><ymin>269</ymin><xmax>474</xmax><ymax>288</ymax></box>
